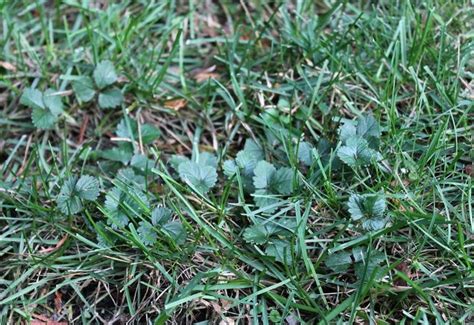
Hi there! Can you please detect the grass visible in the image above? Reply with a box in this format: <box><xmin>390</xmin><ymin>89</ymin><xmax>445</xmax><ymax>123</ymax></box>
<box><xmin>0</xmin><ymin>0</ymin><xmax>473</xmax><ymax>324</ymax></box>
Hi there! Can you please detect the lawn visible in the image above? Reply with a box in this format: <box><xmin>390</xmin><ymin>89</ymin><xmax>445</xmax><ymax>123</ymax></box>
<box><xmin>0</xmin><ymin>1</ymin><xmax>473</xmax><ymax>324</ymax></box>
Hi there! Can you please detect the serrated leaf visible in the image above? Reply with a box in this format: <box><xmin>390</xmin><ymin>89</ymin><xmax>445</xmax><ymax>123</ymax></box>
<box><xmin>138</xmin><ymin>221</ymin><xmax>158</xmax><ymax>246</ymax></box>
<box><xmin>337</xmin><ymin>137</ymin><xmax>378</xmax><ymax>167</ymax></box>
<box><xmin>196</xmin><ymin>152</ymin><xmax>217</xmax><ymax>168</ymax></box>
<box><xmin>93</xmin><ymin>60</ymin><xmax>118</xmax><ymax>89</ymax></box>
<box><xmin>356</xmin><ymin>114</ymin><xmax>381</xmax><ymax>139</ymax></box>
<box><xmin>57</xmin><ymin>177</ymin><xmax>82</xmax><ymax>214</ymax></box>
<box><xmin>162</xmin><ymin>221</ymin><xmax>186</xmax><ymax>244</ymax></box>
<box><xmin>243</xmin><ymin>224</ymin><xmax>270</xmax><ymax>244</ymax></box>
<box><xmin>72</xmin><ymin>76</ymin><xmax>96</xmax><ymax>102</ymax></box>
<box><xmin>75</xmin><ymin>175</ymin><xmax>100</xmax><ymax>200</ymax></box>
<box><xmin>116</xmin><ymin>168</ymin><xmax>146</xmax><ymax>189</ymax></box>
<box><xmin>253</xmin><ymin>161</ymin><xmax>276</xmax><ymax>189</ymax></box>
<box><xmin>98</xmin><ymin>87</ymin><xmax>123</xmax><ymax>109</ymax></box>
<box><xmin>178</xmin><ymin>161</ymin><xmax>217</xmax><ymax>194</ymax></box>
<box><xmin>31</xmin><ymin>107</ymin><xmax>57</xmax><ymax>129</ymax></box>
<box><xmin>223</xmin><ymin>159</ymin><xmax>238</xmax><ymax>176</ymax></box>
<box><xmin>151</xmin><ymin>206</ymin><xmax>173</xmax><ymax>226</ymax></box>
<box><xmin>20</xmin><ymin>88</ymin><xmax>44</xmax><ymax>110</ymax></box>
<box><xmin>140</xmin><ymin>124</ymin><xmax>161</xmax><ymax>144</ymax></box>
<box><xmin>339</xmin><ymin>121</ymin><xmax>357</xmax><ymax>143</ymax></box>
<box><xmin>236</xmin><ymin>150</ymin><xmax>259</xmax><ymax>176</ymax></box>
<box><xmin>43</xmin><ymin>89</ymin><xmax>63</xmax><ymax>116</ymax></box>
<box><xmin>347</xmin><ymin>193</ymin><xmax>386</xmax><ymax>221</ymax></box>
<box><xmin>130</xmin><ymin>154</ymin><xmax>155</xmax><ymax>171</ymax></box>
<box><xmin>104</xmin><ymin>186</ymin><xmax>149</xmax><ymax>229</ymax></box>
<box><xmin>57</xmin><ymin>175</ymin><xmax>99</xmax><ymax>214</ymax></box>
<box><xmin>271</xmin><ymin>167</ymin><xmax>294</xmax><ymax>195</ymax></box>
<box><xmin>325</xmin><ymin>251</ymin><xmax>352</xmax><ymax>272</ymax></box>
<box><xmin>243</xmin><ymin>139</ymin><xmax>264</xmax><ymax>161</ymax></box>
<box><xmin>169</xmin><ymin>155</ymin><xmax>189</xmax><ymax>171</ymax></box>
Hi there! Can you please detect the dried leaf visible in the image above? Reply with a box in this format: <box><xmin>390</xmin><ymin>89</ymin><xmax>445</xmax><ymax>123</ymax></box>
<box><xmin>164</xmin><ymin>98</ymin><xmax>187</xmax><ymax>111</ymax></box>
<box><xmin>0</xmin><ymin>61</ymin><xmax>17</xmax><ymax>72</ymax></box>
<box><xmin>192</xmin><ymin>65</ymin><xmax>220</xmax><ymax>82</ymax></box>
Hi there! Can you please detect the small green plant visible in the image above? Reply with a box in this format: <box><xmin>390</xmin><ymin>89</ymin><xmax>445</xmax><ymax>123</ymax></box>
<box><xmin>72</xmin><ymin>60</ymin><xmax>124</xmax><ymax>109</ymax></box>
<box><xmin>137</xmin><ymin>206</ymin><xmax>186</xmax><ymax>246</ymax></box>
<box><xmin>20</xmin><ymin>88</ymin><xmax>64</xmax><ymax>129</ymax></box>
<box><xmin>337</xmin><ymin>114</ymin><xmax>382</xmax><ymax>168</ymax></box>
<box><xmin>347</xmin><ymin>192</ymin><xmax>388</xmax><ymax>231</ymax></box>
<box><xmin>57</xmin><ymin>175</ymin><xmax>100</xmax><ymax>214</ymax></box>
<box><xmin>170</xmin><ymin>152</ymin><xmax>218</xmax><ymax>195</ymax></box>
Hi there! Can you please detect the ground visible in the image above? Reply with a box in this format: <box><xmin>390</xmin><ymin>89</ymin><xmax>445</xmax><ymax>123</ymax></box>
<box><xmin>0</xmin><ymin>1</ymin><xmax>473</xmax><ymax>324</ymax></box>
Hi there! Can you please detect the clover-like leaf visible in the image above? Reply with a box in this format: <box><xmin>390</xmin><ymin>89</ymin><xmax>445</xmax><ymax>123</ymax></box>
<box><xmin>57</xmin><ymin>175</ymin><xmax>99</xmax><ymax>214</ymax></box>
<box><xmin>72</xmin><ymin>76</ymin><xmax>96</xmax><ymax>102</ymax></box>
<box><xmin>98</xmin><ymin>87</ymin><xmax>123</xmax><ymax>109</ymax></box>
<box><xmin>271</xmin><ymin>167</ymin><xmax>294</xmax><ymax>195</ymax></box>
<box><xmin>162</xmin><ymin>221</ymin><xmax>186</xmax><ymax>244</ymax></box>
<box><xmin>253</xmin><ymin>161</ymin><xmax>276</xmax><ymax>189</ymax></box>
<box><xmin>347</xmin><ymin>193</ymin><xmax>388</xmax><ymax>231</ymax></box>
<box><xmin>104</xmin><ymin>186</ymin><xmax>148</xmax><ymax>229</ymax></box>
<box><xmin>93</xmin><ymin>60</ymin><xmax>118</xmax><ymax>89</ymax></box>
<box><xmin>178</xmin><ymin>161</ymin><xmax>217</xmax><ymax>194</ymax></box>
<box><xmin>42</xmin><ymin>89</ymin><xmax>64</xmax><ymax>116</ymax></box>
<box><xmin>20</xmin><ymin>88</ymin><xmax>44</xmax><ymax>110</ymax></box>
<box><xmin>337</xmin><ymin>136</ymin><xmax>379</xmax><ymax>167</ymax></box>
<box><xmin>138</xmin><ymin>221</ymin><xmax>158</xmax><ymax>246</ymax></box>
<box><xmin>151</xmin><ymin>206</ymin><xmax>173</xmax><ymax>226</ymax></box>
<box><xmin>31</xmin><ymin>108</ymin><xmax>57</xmax><ymax>129</ymax></box>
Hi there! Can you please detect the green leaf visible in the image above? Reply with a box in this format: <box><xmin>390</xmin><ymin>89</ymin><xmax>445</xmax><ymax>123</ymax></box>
<box><xmin>337</xmin><ymin>137</ymin><xmax>379</xmax><ymax>167</ymax></box>
<box><xmin>178</xmin><ymin>161</ymin><xmax>217</xmax><ymax>194</ymax></box>
<box><xmin>265</xmin><ymin>239</ymin><xmax>293</xmax><ymax>264</ymax></box>
<box><xmin>140</xmin><ymin>124</ymin><xmax>161</xmax><ymax>144</ymax></box>
<box><xmin>243</xmin><ymin>224</ymin><xmax>270</xmax><ymax>244</ymax></box>
<box><xmin>93</xmin><ymin>60</ymin><xmax>118</xmax><ymax>89</ymax></box>
<box><xmin>75</xmin><ymin>175</ymin><xmax>100</xmax><ymax>201</ymax></box>
<box><xmin>196</xmin><ymin>152</ymin><xmax>217</xmax><ymax>168</ymax></box>
<box><xmin>253</xmin><ymin>161</ymin><xmax>276</xmax><ymax>189</ymax></box>
<box><xmin>98</xmin><ymin>87</ymin><xmax>123</xmax><ymax>109</ymax></box>
<box><xmin>169</xmin><ymin>155</ymin><xmax>189</xmax><ymax>171</ymax></box>
<box><xmin>151</xmin><ymin>206</ymin><xmax>173</xmax><ymax>226</ymax></box>
<box><xmin>104</xmin><ymin>186</ymin><xmax>149</xmax><ymax>229</ymax></box>
<box><xmin>130</xmin><ymin>154</ymin><xmax>155</xmax><ymax>171</ymax></box>
<box><xmin>72</xmin><ymin>76</ymin><xmax>96</xmax><ymax>102</ymax></box>
<box><xmin>116</xmin><ymin>168</ymin><xmax>146</xmax><ymax>189</ymax></box>
<box><xmin>138</xmin><ymin>221</ymin><xmax>158</xmax><ymax>246</ymax></box>
<box><xmin>42</xmin><ymin>89</ymin><xmax>63</xmax><ymax>116</ymax></box>
<box><xmin>271</xmin><ymin>167</ymin><xmax>294</xmax><ymax>195</ymax></box>
<box><xmin>339</xmin><ymin>121</ymin><xmax>357</xmax><ymax>143</ymax></box>
<box><xmin>99</xmin><ymin>146</ymin><xmax>134</xmax><ymax>164</ymax></box>
<box><xmin>57</xmin><ymin>175</ymin><xmax>99</xmax><ymax>214</ymax></box>
<box><xmin>223</xmin><ymin>159</ymin><xmax>238</xmax><ymax>176</ymax></box>
<box><xmin>347</xmin><ymin>193</ymin><xmax>386</xmax><ymax>221</ymax></box>
<box><xmin>20</xmin><ymin>88</ymin><xmax>44</xmax><ymax>109</ymax></box>
<box><xmin>325</xmin><ymin>251</ymin><xmax>352</xmax><ymax>272</ymax></box>
<box><xmin>297</xmin><ymin>141</ymin><xmax>314</xmax><ymax>166</ymax></box>
<box><xmin>31</xmin><ymin>107</ymin><xmax>57</xmax><ymax>129</ymax></box>
<box><xmin>162</xmin><ymin>221</ymin><xmax>186</xmax><ymax>244</ymax></box>
<box><xmin>357</xmin><ymin>114</ymin><xmax>381</xmax><ymax>139</ymax></box>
